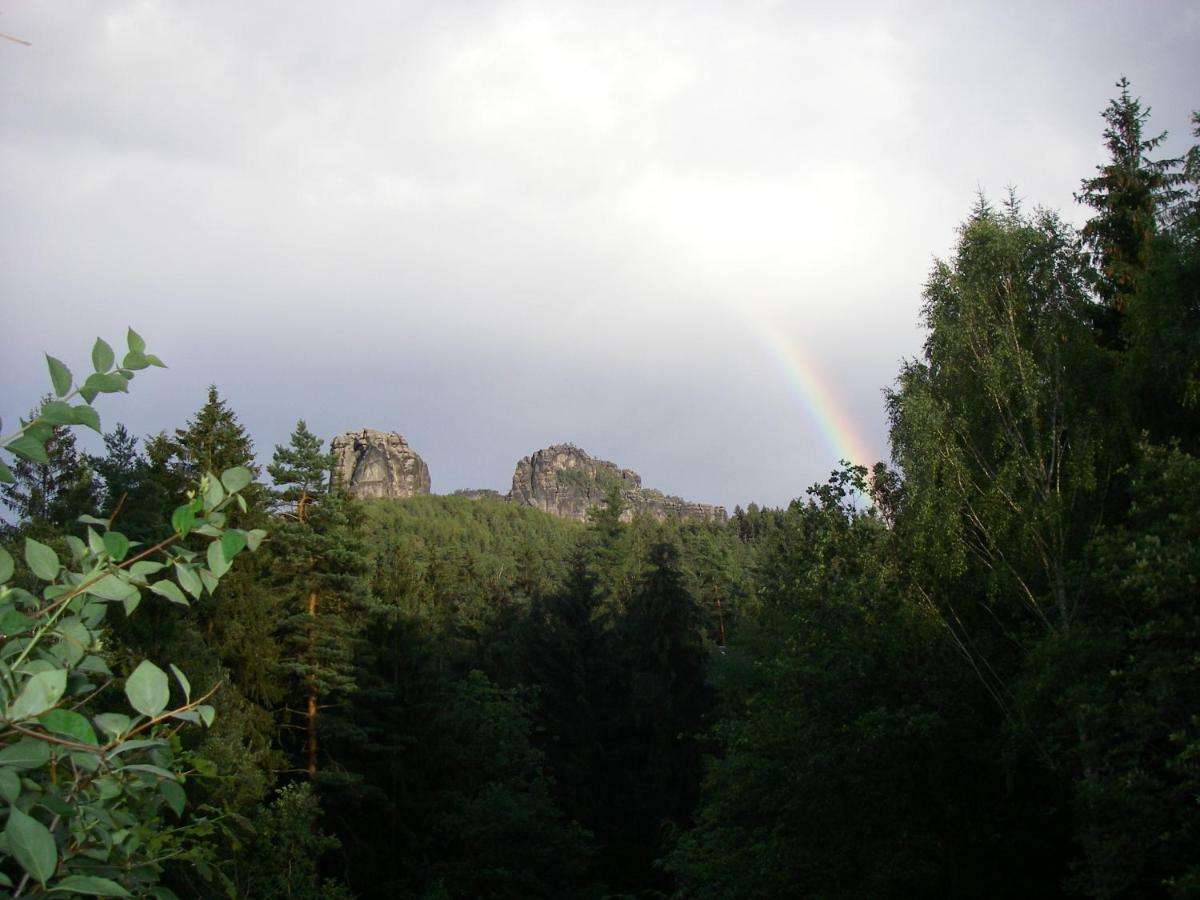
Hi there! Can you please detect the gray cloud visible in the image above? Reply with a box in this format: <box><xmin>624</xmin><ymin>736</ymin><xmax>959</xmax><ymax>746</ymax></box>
<box><xmin>2</xmin><ymin>1</ymin><xmax>1197</xmax><ymax>510</ymax></box>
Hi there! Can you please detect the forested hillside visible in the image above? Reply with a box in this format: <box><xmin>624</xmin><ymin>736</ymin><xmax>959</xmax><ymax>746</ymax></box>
<box><xmin>1</xmin><ymin>81</ymin><xmax>1197</xmax><ymax>898</ymax></box>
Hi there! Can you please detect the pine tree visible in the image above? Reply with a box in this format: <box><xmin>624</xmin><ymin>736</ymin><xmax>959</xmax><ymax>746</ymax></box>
<box><xmin>269</xmin><ymin>420</ymin><xmax>368</xmax><ymax>778</ymax></box>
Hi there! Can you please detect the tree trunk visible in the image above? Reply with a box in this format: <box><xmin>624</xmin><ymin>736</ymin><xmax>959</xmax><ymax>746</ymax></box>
<box><xmin>307</xmin><ymin>589</ymin><xmax>318</xmax><ymax>778</ymax></box>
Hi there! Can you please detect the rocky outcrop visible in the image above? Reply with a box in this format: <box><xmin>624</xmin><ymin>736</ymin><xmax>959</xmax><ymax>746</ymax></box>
<box><xmin>508</xmin><ymin>443</ymin><xmax>727</xmax><ymax>524</ymax></box>
<box><xmin>330</xmin><ymin>429</ymin><xmax>431</xmax><ymax>500</ymax></box>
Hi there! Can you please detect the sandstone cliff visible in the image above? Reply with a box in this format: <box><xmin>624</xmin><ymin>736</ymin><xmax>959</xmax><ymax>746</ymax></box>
<box><xmin>508</xmin><ymin>443</ymin><xmax>727</xmax><ymax>524</ymax></box>
<box><xmin>330</xmin><ymin>429</ymin><xmax>431</xmax><ymax>499</ymax></box>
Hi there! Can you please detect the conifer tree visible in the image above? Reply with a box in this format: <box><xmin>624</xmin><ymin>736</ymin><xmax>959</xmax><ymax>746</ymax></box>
<box><xmin>269</xmin><ymin>420</ymin><xmax>367</xmax><ymax>778</ymax></box>
<box><xmin>526</xmin><ymin>549</ymin><xmax>608</xmax><ymax>829</ymax></box>
<box><xmin>603</xmin><ymin>542</ymin><xmax>710</xmax><ymax>893</ymax></box>
<box><xmin>170</xmin><ymin>386</ymin><xmax>264</xmax><ymax>520</ymax></box>
<box><xmin>1076</xmin><ymin>77</ymin><xmax>1184</xmax><ymax>312</ymax></box>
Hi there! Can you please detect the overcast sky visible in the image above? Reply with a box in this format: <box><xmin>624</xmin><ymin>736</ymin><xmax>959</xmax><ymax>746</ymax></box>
<box><xmin>1</xmin><ymin>1</ymin><xmax>1197</xmax><ymax>510</ymax></box>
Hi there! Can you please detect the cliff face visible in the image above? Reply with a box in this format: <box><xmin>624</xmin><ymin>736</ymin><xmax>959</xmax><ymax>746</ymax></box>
<box><xmin>330</xmin><ymin>429</ymin><xmax>431</xmax><ymax>500</ymax></box>
<box><xmin>508</xmin><ymin>443</ymin><xmax>727</xmax><ymax>524</ymax></box>
<box><xmin>328</xmin><ymin>432</ymin><xmax>725</xmax><ymax>524</ymax></box>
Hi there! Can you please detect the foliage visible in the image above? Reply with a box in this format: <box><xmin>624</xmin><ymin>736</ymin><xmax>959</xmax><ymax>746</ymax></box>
<box><xmin>229</xmin><ymin>783</ymin><xmax>352</xmax><ymax>900</ymax></box>
<box><xmin>0</xmin><ymin>332</ymin><xmax>263</xmax><ymax>897</ymax></box>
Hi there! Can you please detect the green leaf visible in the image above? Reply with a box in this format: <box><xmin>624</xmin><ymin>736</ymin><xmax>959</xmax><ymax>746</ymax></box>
<box><xmin>77</xmin><ymin>654</ymin><xmax>110</xmax><ymax>676</ymax></box>
<box><xmin>0</xmin><ymin>460</ymin><xmax>12</xmax><ymax>483</ymax></box>
<box><xmin>24</xmin><ymin>539</ymin><xmax>59</xmax><ymax>582</ymax></box>
<box><xmin>6</xmin><ymin>434</ymin><xmax>48</xmax><ymax>465</ymax></box>
<box><xmin>91</xmin><ymin>337</ymin><xmax>115</xmax><ymax>373</ymax></box>
<box><xmin>149</xmin><ymin>580</ymin><xmax>187</xmax><ymax>605</ymax></box>
<box><xmin>196</xmin><ymin>704</ymin><xmax>215</xmax><ymax>727</ymax></box>
<box><xmin>125</xmin><ymin>660</ymin><xmax>169</xmax><ymax>717</ymax></box>
<box><xmin>198</xmin><ymin>569</ymin><xmax>218</xmax><ymax>596</ymax></box>
<box><xmin>64</xmin><ymin>536</ymin><xmax>86</xmax><ymax>561</ymax></box>
<box><xmin>94</xmin><ymin>712</ymin><xmax>131</xmax><ymax>739</ymax></box>
<box><xmin>52</xmin><ymin>617</ymin><xmax>91</xmax><ymax>667</ymax></box>
<box><xmin>206</xmin><ymin>541</ymin><xmax>231</xmax><ymax>578</ymax></box>
<box><xmin>39</xmin><ymin>708</ymin><xmax>98</xmax><ymax>745</ymax></box>
<box><xmin>46</xmin><ymin>355</ymin><xmax>72</xmax><ymax>397</ymax></box>
<box><xmin>102</xmin><ymin>532</ymin><xmax>130</xmax><ymax>562</ymax></box>
<box><xmin>0</xmin><ymin>607</ymin><xmax>34</xmax><ymax>634</ymax></box>
<box><xmin>129</xmin><ymin>561</ymin><xmax>165</xmax><ymax>579</ymax></box>
<box><xmin>86</xmin><ymin>574</ymin><xmax>138</xmax><ymax>604</ymax></box>
<box><xmin>0</xmin><ymin>546</ymin><xmax>12</xmax><ymax>583</ymax></box>
<box><xmin>39</xmin><ymin>400</ymin><xmax>75</xmax><ymax>425</ymax></box>
<box><xmin>8</xmin><ymin>668</ymin><xmax>68</xmax><ymax>719</ymax></box>
<box><xmin>245</xmin><ymin>529</ymin><xmax>267</xmax><ymax>552</ymax></box>
<box><xmin>0</xmin><ymin>767</ymin><xmax>19</xmax><ymax>803</ymax></box>
<box><xmin>160</xmin><ymin>780</ymin><xmax>186</xmax><ymax>817</ymax></box>
<box><xmin>175</xmin><ymin>564</ymin><xmax>202</xmax><ymax>600</ymax></box>
<box><xmin>121</xmin><ymin>350</ymin><xmax>149</xmax><ymax>371</ymax></box>
<box><xmin>122</xmin><ymin>591</ymin><xmax>141</xmax><ymax>617</ymax></box>
<box><xmin>127</xmin><ymin>327</ymin><xmax>145</xmax><ymax>354</ymax></box>
<box><xmin>68</xmin><ymin>751</ymin><xmax>100</xmax><ymax>773</ymax></box>
<box><xmin>5</xmin><ymin>805</ymin><xmax>57</xmax><ymax>884</ymax></box>
<box><xmin>220</xmin><ymin>530</ymin><xmax>246</xmax><ymax>563</ymax></box>
<box><xmin>202</xmin><ymin>474</ymin><xmax>224</xmax><ymax>511</ymax></box>
<box><xmin>0</xmin><ymin>738</ymin><xmax>50</xmax><ymax>768</ymax></box>
<box><xmin>82</xmin><ymin>372</ymin><xmax>129</xmax><ymax>395</ymax></box>
<box><xmin>171</xmin><ymin>504</ymin><xmax>195</xmax><ymax>538</ymax></box>
<box><xmin>51</xmin><ymin>875</ymin><xmax>132</xmax><ymax>897</ymax></box>
<box><xmin>144</xmin><ymin>353</ymin><xmax>166</xmax><ymax>368</ymax></box>
<box><xmin>72</xmin><ymin>405</ymin><xmax>101</xmax><ymax>433</ymax></box>
<box><xmin>168</xmin><ymin>663</ymin><xmax>190</xmax><ymax>701</ymax></box>
<box><xmin>220</xmin><ymin>466</ymin><xmax>253</xmax><ymax>494</ymax></box>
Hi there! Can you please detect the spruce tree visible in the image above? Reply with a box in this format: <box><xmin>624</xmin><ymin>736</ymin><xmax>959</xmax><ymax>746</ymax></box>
<box><xmin>170</xmin><ymin>385</ymin><xmax>264</xmax><ymax>520</ymax></box>
<box><xmin>1076</xmin><ymin>77</ymin><xmax>1184</xmax><ymax>312</ymax></box>
<box><xmin>603</xmin><ymin>542</ymin><xmax>710</xmax><ymax>893</ymax></box>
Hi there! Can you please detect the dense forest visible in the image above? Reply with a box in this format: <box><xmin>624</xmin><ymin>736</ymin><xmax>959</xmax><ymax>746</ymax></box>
<box><xmin>1</xmin><ymin>80</ymin><xmax>1198</xmax><ymax>898</ymax></box>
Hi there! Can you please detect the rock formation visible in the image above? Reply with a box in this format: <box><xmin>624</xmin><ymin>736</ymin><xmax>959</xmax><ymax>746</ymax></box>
<box><xmin>508</xmin><ymin>443</ymin><xmax>727</xmax><ymax>524</ymax></box>
<box><xmin>330</xmin><ymin>429</ymin><xmax>431</xmax><ymax>500</ymax></box>
<box><xmin>327</xmin><ymin>431</ymin><xmax>726</xmax><ymax>524</ymax></box>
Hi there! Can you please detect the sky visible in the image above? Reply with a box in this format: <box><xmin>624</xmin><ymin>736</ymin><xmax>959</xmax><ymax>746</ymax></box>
<box><xmin>1</xmin><ymin>1</ymin><xmax>1197</xmax><ymax>511</ymax></box>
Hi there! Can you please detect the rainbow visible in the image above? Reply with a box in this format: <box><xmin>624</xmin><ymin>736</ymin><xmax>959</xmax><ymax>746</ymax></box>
<box><xmin>748</xmin><ymin>319</ymin><xmax>878</xmax><ymax>469</ymax></box>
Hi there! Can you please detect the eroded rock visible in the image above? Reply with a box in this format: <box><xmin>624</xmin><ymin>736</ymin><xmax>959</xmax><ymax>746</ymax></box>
<box><xmin>508</xmin><ymin>443</ymin><xmax>726</xmax><ymax>524</ymax></box>
<box><xmin>330</xmin><ymin>429</ymin><xmax>431</xmax><ymax>499</ymax></box>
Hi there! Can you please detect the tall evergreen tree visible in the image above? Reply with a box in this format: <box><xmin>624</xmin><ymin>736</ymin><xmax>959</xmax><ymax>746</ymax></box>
<box><xmin>525</xmin><ymin>549</ymin><xmax>608</xmax><ymax>833</ymax></box>
<box><xmin>602</xmin><ymin>542</ymin><xmax>710</xmax><ymax>893</ymax></box>
<box><xmin>269</xmin><ymin>420</ymin><xmax>368</xmax><ymax>778</ymax></box>
<box><xmin>1076</xmin><ymin>77</ymin><xmax>1184</xmax><ymax>313</ymax></box>
<box><xmin>169</xmin><ymin>385</ymin><xmax>264</xmax><ymax>522</ymax></box>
